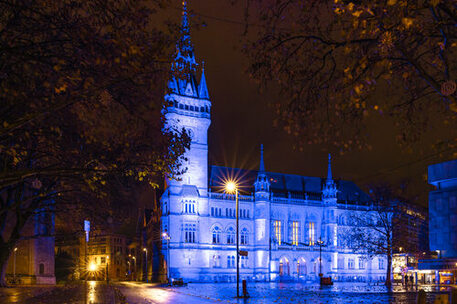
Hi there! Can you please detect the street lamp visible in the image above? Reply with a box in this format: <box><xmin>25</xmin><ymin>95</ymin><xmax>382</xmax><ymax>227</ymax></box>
<box><xmin>162</xmin><ymin>232</ymin><xmax>171</xmax><ymax>285</ymax></box>
<box><xmin>13</xmin><ymin>247</ymin><xmax>17</xmax><ymax>281</ymax></box>
<box><xmin>225</xmin><ymin>180</ymin><xmax>240</xmax><ymax>298</ymax></box>
<box><xmin>143</xmin><ymin>248</ymin><xmax>148</xmax><ymax>282</ymax></box>
<box><xmin>106</xmin><ymin>255</ymin><xmax>109</xmax><ymax>285</ymax></box>
<box><xmin>132</xmin><ymin>256</ymin><xmax>136</xmax><ymax>281</ymax></box>
<box><xmin>316</xmin><ymin>237</ymin><xmax>325</xmax><ymax>277</ymax></box>
<box><xmin>88</xmin><ymin>262</ymin><xmax>97</xmax><ymax>272</ymax></box>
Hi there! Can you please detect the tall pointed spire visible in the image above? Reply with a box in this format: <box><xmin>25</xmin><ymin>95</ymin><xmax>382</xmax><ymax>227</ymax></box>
<box><xmin>259</xmin><ymin>144</ymin><xmax>265</xmax><ymax>173</ymax></box>
<box><xmin>323</xmin><ymin>153</ymin><xmax>337</xmax><ymax>200</ymax></box>
<box><xmin>198</xmin><ymin>62</ymin><xmax>209</xmax><ymax>99</ymax></box>
<box><xmin>327</xmin><ymin>153</ymin><xmax>332</xmax><ymax>181</ymax></box>
<box><xmin>255</xmin><ymin>144</ymin><xmax>269</xmax><ymax>193</ymax></box>
<box><xmin>177</xmin><ymin>0</ymin><xmax>195</xmax><ymax>62</ymax></box>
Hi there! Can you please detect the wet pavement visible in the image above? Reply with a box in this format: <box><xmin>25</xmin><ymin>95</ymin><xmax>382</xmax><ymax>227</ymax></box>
<box><xmin>167</xmin><ymin>282</ymin><xmax>453</xmax><ymax>304</ymax></box>
<box><xmin>0</xmin><ymin>281</ymin><xmax>115</xmax><ymax>304</ymax></box>
<box><xmin>1</xmin><ymin>281</ymin><xmax>454</xmax><ymax>303</ymax></box>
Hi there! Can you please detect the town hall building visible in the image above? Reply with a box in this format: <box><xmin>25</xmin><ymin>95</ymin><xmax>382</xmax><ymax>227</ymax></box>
<box><xmin>160</xmin><ymin>2</ymin><xmax>387</xmax><ymax>283</ymax></box>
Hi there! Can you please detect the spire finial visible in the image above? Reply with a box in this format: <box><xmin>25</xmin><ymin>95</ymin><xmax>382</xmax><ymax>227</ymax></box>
<box><xmin>177</xmin><ymin>0</ymin><xmax>194</xmax><ymax>58</ymax></box>
<box><xmin>327</xmin><ymin>153</ymin><xmax>332</xmax><ymax>180</ymax></box>
<box><xmin>259</xmin><ymin>144</ymin><xmax>265</xmax><ymax>172</ymax></box>
<box><xmin>182</xmin><ymin>1</ymin><xmax>189</xmax><ymax>34</ymax></box>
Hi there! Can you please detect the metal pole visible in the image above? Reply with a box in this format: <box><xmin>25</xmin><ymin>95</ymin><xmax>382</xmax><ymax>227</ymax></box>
<box><xmin>85</xmin><ymin>235</ymin><xmax>87</xmax><ymax>304</ymax></box>
<box><xmin>106</xmin><ymin>259</ymin><xmax>109</xmax><ymax>285</ymax></box>
<box><xmin>145</xmin><ymin>249</ymin><xmax>148</xmax><ymax>283</ymax></box>
<box><xmin>236</xmin><ymin>188</ymin><xmax>240</xmax><ymax>298</ymax></box>
<box><xmin>319</xmin><ymin>239</ymin><xmax>322</xmax><ymax>275</ymax></box>
<box><xmin>167</xmin><ymin>237</ymin><xmax>170</xmax><ymax>284</ymax></box>
<box><xmin>13</xmin><ymin>248</ymin><xmax>17</xmax><ymax>280</ymax></box>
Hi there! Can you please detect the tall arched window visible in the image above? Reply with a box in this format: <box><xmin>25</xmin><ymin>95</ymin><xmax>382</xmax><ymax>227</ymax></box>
<box><xmin>226</xmin><ymin>227</ymin><xmax>235</xmax><ymax>244</ymax></box>
<box><xmin>240</xmin><ymin>228</ymin><xmax>248</xmax><ymax>245</ymax></box>
<box><xmin>212</xmin><ymin>226</ymin><xmax>221</xmax><ymax>244</ymax></box>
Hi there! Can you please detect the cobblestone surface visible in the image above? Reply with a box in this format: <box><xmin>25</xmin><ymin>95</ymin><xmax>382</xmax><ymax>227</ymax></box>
<box><xmin>169</xmin><ymin>282</ymin><xmax>454</xmax><ymax>304</ymax></box>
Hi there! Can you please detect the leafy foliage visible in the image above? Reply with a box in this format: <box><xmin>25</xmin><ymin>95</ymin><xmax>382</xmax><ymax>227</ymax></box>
<box><xmin>0</xmin><ymin>0</ymin><xmax>189</xmax><ymax>285</ymax></box>
<box><xmin>245</xmin><ymin>0</ymin><xmax>457</xmax><ymax>152</ymax></box>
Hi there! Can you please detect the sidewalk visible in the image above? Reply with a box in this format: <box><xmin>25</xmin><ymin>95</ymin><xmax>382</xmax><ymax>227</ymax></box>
<box><xmin>0</xmin><ymin>281</ymin><xmax>116</xmax><ymax>304</ymax></box>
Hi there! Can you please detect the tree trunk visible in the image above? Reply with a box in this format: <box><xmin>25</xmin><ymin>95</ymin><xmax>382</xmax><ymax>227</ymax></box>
<box><xmin>385</xmin><ymin>251</ymin><xmax>392</xmax><ymax>288</ymax></box>
<box><xmin>0</xmin><ymin>246</ymin><xmax>12</xmax><ymax>287</ymax></box>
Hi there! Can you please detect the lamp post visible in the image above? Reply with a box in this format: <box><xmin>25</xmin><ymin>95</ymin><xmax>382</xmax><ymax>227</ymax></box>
<box><xmin>162</xmin><ymin>232</ymin><xmax>171</xmax><ymax>284</ymax></box>
<box><xmin>143</xmin><ymin>248</ymin><xmax>148</xmax><ymax>282</ymax></box>
<box><xmin>225</xmin><ymin>181</ymin><xmax>240</xmax><ymax>298</ymax></box>
<box><xmin>106</xmin><ymin>255</ymin><xmax>109</xmax><ymax>285</ymax></box>
<box><xmin>132</xmin><ymin>256</ymin><xmax>136</xmax><ymax>281</ymax></box>
<box><xmin>317</xmin><ymin>237</ymin><xmax>324</xmax><ymax>277</ymax></box>
<box><xmin>13</xmin><ymin>247</ymin><xmax>17</xmax><ymax>281</ymax></box>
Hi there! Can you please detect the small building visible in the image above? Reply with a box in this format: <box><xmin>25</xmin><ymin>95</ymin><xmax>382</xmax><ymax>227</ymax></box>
<box><xmin>56</xmin><ymin>231</ymin><xmax>129</xmax><ymax>281</ymax></box>
<box><xmin>418</xmin><ymin>159</ymin><xmax>457</xmax><ymax>284</ymax></box>
<box><xmin>5</xmin><ymin>207</ymin><xmax>56</xmax><ymax>284</ymax></box>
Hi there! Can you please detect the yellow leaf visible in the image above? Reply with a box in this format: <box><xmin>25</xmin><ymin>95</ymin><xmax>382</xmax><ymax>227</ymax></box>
<box><xmin>402</xmin><ymin>18</ymin><xmax>413</xmax><ymax>29</ymax></box>
<box><xmin>450</xmin><ymin>102</ymin><xmax>457</xmax><ymax>112</ymax></box>
<box><xmin>387</xmin><ymin>0</ymin><xmax>397</xmax><ymax>5</ymax></box>
<box><xmin>352</xmin><ymin>10</ymin><xmax>363</xmax><ymax>17</ymax></box>
<box><xmin>431</xmin><ymin>0</ymin><xmax>440</xmax><ymax>7</ymax></box>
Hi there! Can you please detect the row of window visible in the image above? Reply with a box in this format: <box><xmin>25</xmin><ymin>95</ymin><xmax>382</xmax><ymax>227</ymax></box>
<box><xmin>212</xmin><ymin>226</ymin><xmax>249</xmax><ymax>245</ymax></box>
<box><xmin>338</xmin><ymin>258</ymin><xmax>384</xmax><ymax>270</ymax></box>
<box><xmin>184</xmin><ymin>201</ymin><xmax>196</xmax><ymax>214</ymax></box>
<box><xmin>212</xmin><ymin>255</ymin><xmax>249</xmax><ymax>268</ymax></box>
<box><xmin>210</xmin><ymin>207</ymin><xmax>250</xmax><ymax>219</ymax></box>
<box><xmin>184</xmin><ymin>224</ymin><xmax>197</xmax><ymax>243</ymax></box>
<box><xmin>172</xmin><ymin>101</ymin><xmax>210</xmax><ymax>113</ymax></box>
<box><xmin>274</xmin><ymin>220</ymin><xmax>316</xmax><ymax>246</ymax></box>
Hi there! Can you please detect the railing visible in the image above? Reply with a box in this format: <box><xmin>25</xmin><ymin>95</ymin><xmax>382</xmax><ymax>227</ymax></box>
<box><xmin>209</xmin><ymin>192</ymin><xmax>254</xmax><ymax>202</ymax></box>
<box><xmin>271</xmin><ymin>196</ymin><xmax>322</xmax><ymax>206</ymax></box>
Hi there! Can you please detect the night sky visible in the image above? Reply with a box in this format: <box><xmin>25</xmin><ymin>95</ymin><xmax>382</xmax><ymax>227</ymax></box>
<box><xmin>172</xmin><ymin>1</ymin><xmax>455</xmax><ymax>207</ymax></box>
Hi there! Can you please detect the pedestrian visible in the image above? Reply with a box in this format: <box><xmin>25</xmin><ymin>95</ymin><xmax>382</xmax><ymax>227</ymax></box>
<box><xmin>410</xmin><ymin>275</ymin><xmax>414</xmax><ymax>286</ymax></box>
<box><xmin>404</xmin><ymin>275</ymin><xmax>408</xmax><ymax>287</ymax></box>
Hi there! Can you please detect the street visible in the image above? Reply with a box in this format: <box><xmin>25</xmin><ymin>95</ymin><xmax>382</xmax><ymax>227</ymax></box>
<box><xmin>1</xmin><ymin>281</ymin><xmax>453</xmax><ymax>303</ymax></box>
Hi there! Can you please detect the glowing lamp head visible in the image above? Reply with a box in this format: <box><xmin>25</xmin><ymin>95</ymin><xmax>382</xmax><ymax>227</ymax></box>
<box><xmin>88</xmin><ymin>262</ymin><xmax>97</xmax><ymax>272</ymax></box>
<box><xmin>225</xmin><ymin>181</ymin><xmax>237</xmax><ymax>193</ymax></box>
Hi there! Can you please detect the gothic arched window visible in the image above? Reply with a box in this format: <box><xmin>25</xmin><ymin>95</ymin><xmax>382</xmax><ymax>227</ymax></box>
<box><xmin>212</xmin><ymin>226</ymin><xmax>221</xmax><ymax>244</ymax></box>
<box><xmin>241</xmin><ymin>228</ymin><xmax>249</xmax><ymax>245</ymax></box>
<box><xmin>226</xmin><ymin>227</ymin><xmax>235</xmax><ymax>244</ymax></box>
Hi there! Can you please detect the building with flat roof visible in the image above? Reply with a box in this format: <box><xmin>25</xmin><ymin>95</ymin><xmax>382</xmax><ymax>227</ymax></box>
<box><xmin>417</xmin><ymin>159</ymin><xmax>457</xmax><ymax>284</ymax></box>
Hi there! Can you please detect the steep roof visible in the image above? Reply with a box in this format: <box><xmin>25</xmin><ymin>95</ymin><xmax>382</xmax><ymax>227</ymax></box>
<box><xmin>208</xmin><ymin>165</ymin><xmax>371</xmax><ymax>203</ymax></box>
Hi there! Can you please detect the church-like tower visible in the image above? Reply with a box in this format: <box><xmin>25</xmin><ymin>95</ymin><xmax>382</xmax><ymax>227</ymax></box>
<box><xmin>161</xmin><ymin>1</ymin><xmax>211</xmax><ymax>280</ymax></box>
<box><xmin>322</xmin><ymin>154</ymin><xmax>339</xmax><ymax>274</ymax></box>
<box><xmin>253</xmin><ymin>144</ymin><xmax>271</xmax><ymax>281</ymax></box>
<box><xmin>164</xmin><ymin>0</ymin><xmax>211</xmax><ymax>195</ymax></box>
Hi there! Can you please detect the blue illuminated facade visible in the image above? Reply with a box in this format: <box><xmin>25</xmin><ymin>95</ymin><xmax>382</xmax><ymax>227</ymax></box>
<box><xmin>160</xmin><ymin>2</ymin><xmax>387</xmax><ymax>283</ymax></box>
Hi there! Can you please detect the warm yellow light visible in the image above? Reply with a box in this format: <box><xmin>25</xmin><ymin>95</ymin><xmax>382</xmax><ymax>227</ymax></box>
<box><xmin>399</xmin><ymin>247</ymin><xmax>403</xmax><ymax>252</ymax></box>
<box><xmin>225</xmin><ymin>181</ymin><xmax>237</xmax><ymax>193</ymax></box>
<box><xmin>88</xmin><ymin>262</ymin><xmax>97</xmax><ymax>272</ymax></box>
<box><xmin>143</xmin><ymin>248</ymin><xmax>147</xmax><ymax>252</ymax></box>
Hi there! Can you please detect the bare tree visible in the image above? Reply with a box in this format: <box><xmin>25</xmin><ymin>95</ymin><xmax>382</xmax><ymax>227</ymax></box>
<box><xmin>244</xmin><ymin>0</ymin><xmax>457</xmax><ymax>151</ymax></box>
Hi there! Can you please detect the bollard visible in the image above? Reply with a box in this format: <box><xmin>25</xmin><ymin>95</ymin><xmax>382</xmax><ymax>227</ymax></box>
<box><xmin>242</xmin><ymin>279</ymin><xmax>248</xmax><ymax>298</ymax></box>
<box><xmin>416</xmin><ymin>290</ymin><xmax>426</xmax><ymax>304</ymax></box>
<box><xmin>451</xmin><ymin>289</ymin><xmax>457</xmax><ymax>304</ymax></box>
